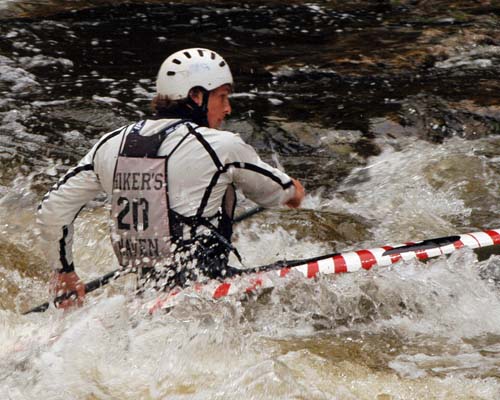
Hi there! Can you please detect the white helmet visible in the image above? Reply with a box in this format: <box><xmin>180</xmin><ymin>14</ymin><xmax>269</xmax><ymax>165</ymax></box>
<box><xmin>156</xmin><ymin>48</ymin><xmax>233</xmax><ymax>99</ymax></box>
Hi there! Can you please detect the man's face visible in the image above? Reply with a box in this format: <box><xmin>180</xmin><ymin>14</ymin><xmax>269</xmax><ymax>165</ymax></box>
<box><xmin>192</xmin><ymin>84</ymin><xmax>232</xmax><ymax>129</ymax></box>
<box><xmin>207</xmin><ymin>84</ymin><xmax>232</xmax><ymax>129</ymax></box>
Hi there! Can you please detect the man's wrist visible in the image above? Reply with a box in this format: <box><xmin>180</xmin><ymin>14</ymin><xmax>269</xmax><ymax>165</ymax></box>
<box><xmin>57</xmin><ymin>263</ymin><xmax>75</xmax><ymax>274</ymax></box>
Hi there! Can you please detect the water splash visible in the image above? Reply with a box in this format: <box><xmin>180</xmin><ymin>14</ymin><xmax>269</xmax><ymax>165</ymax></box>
<box><xmin>326</xmin><ymin>136</ymin><xmax>500</xmax><ymax>245</ymax></box>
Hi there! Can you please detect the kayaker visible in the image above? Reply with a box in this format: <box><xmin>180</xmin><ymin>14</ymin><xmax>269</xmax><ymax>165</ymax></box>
<box><xmin>36</xmin><ymin>48</ymin><xmax>305</xmax><ymax>309</ymax></box>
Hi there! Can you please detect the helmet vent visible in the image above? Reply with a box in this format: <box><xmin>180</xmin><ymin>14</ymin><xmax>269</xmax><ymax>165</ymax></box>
<box><xmin>219</xmin><ymin>61</ymin><xmax>226</xmax><ymax>67</ymax></box>
<box><xmin>210</xmin><ymin>52</ymin><xmax>216</xmax><ymax>60</ymax></box>
<box><xmin>184</xmin><ymin>51</ymin><xmax>192</xmax><ymax>59</ymax></box>
<box><xmin>172</xmin><ymin>58</ymin><xmax>181</xmax><ymax>65</ymax></box>
<box><xmin>167</xmin><ymin>71</ymin><xmax>176</xmax><ymax>76</ymax></box>
<box><xmin>198</xmin><ymin>49</ymin><xmax>204</xmax><ymax>57</ymax></box>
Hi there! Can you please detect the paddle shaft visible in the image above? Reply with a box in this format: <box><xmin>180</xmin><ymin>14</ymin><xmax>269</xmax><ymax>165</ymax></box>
<box><xmin>227</xmin><ymin>234</ymin><xmax>468</xmax><ymax>276</ymax></box>
<box><xmin>23</xmin><ymin>206</ymin><xmax>265</xmax><ymax>315</ymax></box>
<box><xmin>23</xmin><ymin>269</ymin><xmax>128</xmax><ymax>314</ymax></box>
<box><xmin>233</xmin><ymin>206</ymin><xmax>264</xmax><ymax>223</ymax></box>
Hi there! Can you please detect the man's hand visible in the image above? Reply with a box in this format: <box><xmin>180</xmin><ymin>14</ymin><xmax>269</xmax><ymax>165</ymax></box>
<box><xmin>285</xmin><ymin>178</ymin><xmax>305</xmax><ymax>208</ymax></box>
<box><xmin>50</xmin><ymin>271</ymin><xmax>86</xmax><ymax>310</ymax></box>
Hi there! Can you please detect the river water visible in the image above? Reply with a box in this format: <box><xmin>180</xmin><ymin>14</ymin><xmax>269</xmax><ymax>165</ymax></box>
<box><xmin>1</xmin><ymin>1</ymin><xmax>500</xmax><ymax>399</ymax></box>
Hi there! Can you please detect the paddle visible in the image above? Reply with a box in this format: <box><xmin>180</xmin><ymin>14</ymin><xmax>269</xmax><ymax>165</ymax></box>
<box><xmin>233</xmin><ymin>206</ymin><xmax>264</xmax><ymax>223</ymax></box>
<box><xmin>226</xmin><ymin>252</ymin><xmax>339</xmax><ymax>276</ymax></box>
<box><xmin>23</xmin><ymin>269</ymin><xmax>123</xmax><ymax>314</ymax></box>
<box><xmin>23</xmin><ymin>205</ymin><xmax>265</xmax><ymax>315</ymax></box>
<box><xmin>381</xmin><ymin>236</ymin><xmax>460</xmax><ymax>256</ymax></box>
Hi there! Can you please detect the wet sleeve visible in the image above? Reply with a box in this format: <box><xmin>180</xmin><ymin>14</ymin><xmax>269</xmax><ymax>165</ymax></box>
<box><xmin>36</xmin><ymin>149</ymin><xmax>103</xmax><ymax>273</ymax></box>
<box><xmin>226</xmin><ymin>134</ymin><xmax>296</xmax><ymax>208</ymax></box>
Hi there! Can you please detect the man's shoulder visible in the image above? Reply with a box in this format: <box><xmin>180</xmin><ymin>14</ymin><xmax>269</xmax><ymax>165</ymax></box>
<box><xmin>98</xmin><ymin>118</ymin><xmax>182</xmax><ymax>138</ymax></box>
<box><xmin>197</xmin><ymin>126</ymin><xmax>241</xmax><ymax>143</ymax></box>
<box><xmin>141</xmin><ymin>118</ymin><xmax>186</xmax><ymax>136</ymax></box>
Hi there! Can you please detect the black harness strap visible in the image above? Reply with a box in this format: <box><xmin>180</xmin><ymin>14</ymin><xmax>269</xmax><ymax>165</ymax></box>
<box><xmin>166</xmin><ymin>129</ymin><xmax>191</xmax><ymax>159</ymax></box>
<box><xmin>195</xmin><ymin>216</ymin><xmax>243</xmax><ymax>263</ymax></box>
<box><xmin>176</xmin><ymin>124</ymin><xmax>243</xmax><ymax>262</ymax></box>
<box><xmin>195</xmin><ymin>171</ymin><xmax>223</xmax><ymax>234</ymax></box>
<box><xmin>121</xmin><ymin>119</ymin><xmax>186</xmax><ymax>157</ymax></box>
<box><xmin>184</xmin><ymin>124</ymin><xmax>225</xmax><ymax>231</ymax></box>
<box><xmin>186</xmin><ymin>124</ymin><xmax>224</xmax><ymax>171</ymax></box>
<box><xmin>92</xmin><ymin>125</ymin><xmax>127</xmax><ymax>164</ymax></box>
<box><xmin>226</xmin><ymin>161</ymin><xmax>294</xmax><ymax>189</ymax></box>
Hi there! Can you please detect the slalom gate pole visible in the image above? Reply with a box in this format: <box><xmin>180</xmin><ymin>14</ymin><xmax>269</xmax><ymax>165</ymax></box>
<box><xmin>147</xmin><ymin>229</ymin><xmax>500</xmax><ymax>313</ymax></box>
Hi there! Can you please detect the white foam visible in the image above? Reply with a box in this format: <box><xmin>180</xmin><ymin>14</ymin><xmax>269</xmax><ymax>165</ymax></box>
<box><xmin>0</xmin><ymin>65</ymin><xmax>39</xmax><ymax>92</ymax></box>
<box><xmin>435</xmin><ymin>45</ymin><xmax>500</xmax><ymax>69</ymax></box>
<box><xmin>18</xmin><ymin>55</ymin><xmax>73</xmax><ymax>70</ymax></box>
<box><xmin>92</xmin><ymin>95</ymin><xmax>122</xmax><ymax>104</ymax></box>
<box><xmin>325</xmin><ymin>136</ymin><xmax>499</xmax><ymax>245</ymax></box>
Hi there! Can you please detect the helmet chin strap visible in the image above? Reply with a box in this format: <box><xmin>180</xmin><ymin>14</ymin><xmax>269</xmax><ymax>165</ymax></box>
<box><xmin>186</xmin><ymin>89</ymin><xmax>210</xmax><ymax>127</ymax></box>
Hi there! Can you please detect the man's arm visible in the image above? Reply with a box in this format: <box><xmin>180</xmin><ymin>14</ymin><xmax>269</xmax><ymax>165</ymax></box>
<box><xmin>37</xmin><ymin>152</ymin><xmax>103</xmax><ymax>308</ymax></box>
<box><xmin>227</xmin><ymin>134</ymin><xmax>304</xmax><ymax>208</ymax></box>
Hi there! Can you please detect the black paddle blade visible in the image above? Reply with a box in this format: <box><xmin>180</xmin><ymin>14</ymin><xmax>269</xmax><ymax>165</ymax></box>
<box><xmin>233</xmin><ymin>206</ymin><xmax>264</xmax><ymax>223</ymax></box>
<box><xmin>22</xmin><ymin>301</ymin><xmax>50</xmax><ymax>314</ymax></box>
<box><xmin>382</xmin><ymin>235</ymin><xmax>461</xmax><ymax>256</ymax></box>
<box><xmin>225</xmin><ymin>251</ymin><xmax>342</xmax><ymax>276</ymax></box>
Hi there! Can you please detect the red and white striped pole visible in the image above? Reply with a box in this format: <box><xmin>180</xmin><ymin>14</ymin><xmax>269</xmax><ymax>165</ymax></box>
<box><xmin>148</xmin><ymin>229</ymin><xmax>500</xmax><ymax>313</ymax></box>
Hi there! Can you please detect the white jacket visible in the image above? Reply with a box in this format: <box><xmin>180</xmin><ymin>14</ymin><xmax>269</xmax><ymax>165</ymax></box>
<box><xmin>37</xmin><ymin>119</ymin><xmax>296</xmax><ymax>272</ymax></box>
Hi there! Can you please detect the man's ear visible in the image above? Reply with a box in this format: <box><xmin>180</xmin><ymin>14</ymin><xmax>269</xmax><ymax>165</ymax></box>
<box><xmin>188</xmin><ymin>88</ymin><xmax>203</xmax><ymax>106</ymax></box>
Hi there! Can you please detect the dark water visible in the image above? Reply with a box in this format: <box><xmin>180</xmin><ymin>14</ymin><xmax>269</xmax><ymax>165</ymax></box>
<box><xmin>0</xmin><ymin>1</ymin><xmax>499</xmax><ymax>398</ymax></box>
<box><xmin>1</xmin><ymin>1</ymin><xmax>498</xmax><ymax>175</ymax></box>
